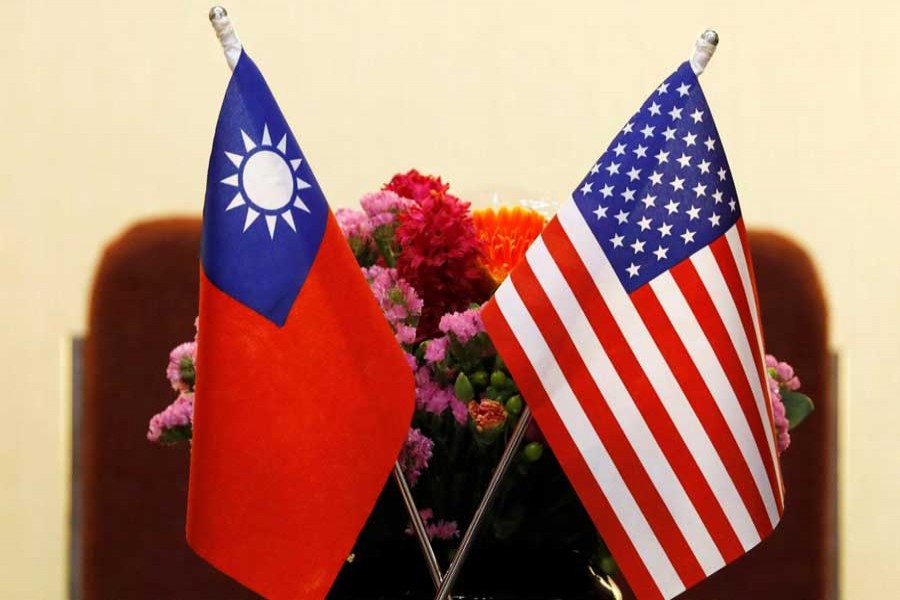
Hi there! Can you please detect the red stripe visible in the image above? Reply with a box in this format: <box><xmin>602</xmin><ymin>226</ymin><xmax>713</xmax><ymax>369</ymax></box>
<box><xmin>542</xmin><ymin>220</ymin><xmax>744</xmax><ymax>564</ymax></box>
<box><xmin>736</xmin><ymin>222</ymin><xmax>783</xmax><ymax>497</ymax></box>
<box><xmin>709</xmin><ymin>234</ymin><xmax>780</xmax><ymax>497</ymax></box>
<box><xmin>630</xmin><ymin>284</ymin><xmax>773</xmax><ymax>542</ymax></box>
<box><xmin>512</xmin><ymin>260</ymin><xmax>704</xmax><ymax>585</ymax></box>
<box><xmin>669</xmin><ymin>259</ymin><xmax>783</xmax><ymax>515</ymax></box>
<box><xmin>481</xmin><ymin>299</ymin><xmax>664</xmax><ymax>600</ymax></box>
<box><xmin>709</xmin><ymin>237</ymin><xmax>762</xmax><ymax>381</ymax></box>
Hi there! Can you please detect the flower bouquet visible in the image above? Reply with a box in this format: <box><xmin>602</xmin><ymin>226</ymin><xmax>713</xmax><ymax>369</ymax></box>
<box><xmin>149</xmin><ymin>170</ymin><xmax>814</xmax><ymax>599</ymax></box>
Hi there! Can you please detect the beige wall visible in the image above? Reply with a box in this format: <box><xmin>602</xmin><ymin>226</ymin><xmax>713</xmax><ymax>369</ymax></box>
<box><xmin>1</xmin><ymin>0</ymin><xmax>897</xmax><ymax>597</ymax></box>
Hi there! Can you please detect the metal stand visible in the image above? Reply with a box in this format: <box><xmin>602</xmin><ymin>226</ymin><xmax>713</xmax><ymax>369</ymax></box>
<box><xmin>433</xmin><ymin>407</ymin><xmax>532</xmax><ymax>600</ymax></box>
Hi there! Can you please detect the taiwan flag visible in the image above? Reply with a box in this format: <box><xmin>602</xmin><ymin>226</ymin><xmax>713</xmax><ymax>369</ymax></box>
<box><xmin>187</xmin><ymin>52</ymin><xmax>415</xmax><ymax>599</ymax></box>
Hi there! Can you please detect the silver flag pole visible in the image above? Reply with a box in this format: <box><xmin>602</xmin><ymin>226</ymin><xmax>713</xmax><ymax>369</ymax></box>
<box><xmin>432</xmin><ymin>407</ymin><xmax>532</xmax><ymax>600</ymax></box>
<box><xmin>207</xmin><ymin>5</ymin><xmax>445</xmax><ymax>591</ymax></box>
<box><xmin>432</xmin><ymin>30</ymin><xmax>720</xmax><ymax>600</ymax></box>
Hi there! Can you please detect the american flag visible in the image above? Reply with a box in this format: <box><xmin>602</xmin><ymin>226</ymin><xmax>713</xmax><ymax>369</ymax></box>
<box><xmin>481</xmin><ymin>61</ymin><xmax>784</xmax><ymax>599</ymax></box>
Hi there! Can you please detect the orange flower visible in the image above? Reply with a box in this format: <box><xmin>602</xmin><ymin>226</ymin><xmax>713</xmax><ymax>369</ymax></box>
<box><xmin>472</xmin><ymin>206</ymin><xmax>547</xmax><ymax>283</ymax></box>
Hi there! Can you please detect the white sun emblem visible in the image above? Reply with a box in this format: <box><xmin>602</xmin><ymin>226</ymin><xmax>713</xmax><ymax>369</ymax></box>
<box><xmin>219</xmin><ymin>124</ymin><xmax>312</xmax><ymax>238</ymax></box>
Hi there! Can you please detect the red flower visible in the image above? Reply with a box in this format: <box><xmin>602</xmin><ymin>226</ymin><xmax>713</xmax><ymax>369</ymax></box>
<box><xmin>384</xmin><ymin>169</ymin><xmax>450</xmax><ymax>203</ymax></box>
<box><xmin>395</xmin><ymin>190</ymin><xmax>492</xmax><ymax>338</ymax></box>
<box><xmin>469</xmin><ymin>400</ymin><xmax>507</xmax><ymax>442</ymax></box>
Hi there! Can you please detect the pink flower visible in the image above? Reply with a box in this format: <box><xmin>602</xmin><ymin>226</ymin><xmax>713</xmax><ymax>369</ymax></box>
<box><xmin>147</xmin><ymin>392</ymin><xmax>194</xmax><ymax>443</ymax></box>
<box><xmin>767</xmin><ymin>376</ymin><xmax>791</xmax><ymax>454</ymax></box>
<box><xmin>335</xmin><ymin>207</ymin><xmax>373</xmax><ymax>240</ymax></box>
<box><xmin>360</xmin><ymin>190</ymin><xmax>412</xmax><ymax>228</ymax></box>
<box><xmin>363</xmin><ymin>265</ymin><xmax>423</xmax><ymax>347</ymax></box>
<box><xmin>399</xmin><ymin>428</ymin><xmax>434</xmax><ymax>487</ymax></box>
<box><xmin>766</xmin><ymin>354</ymin><xmax>801</xmax><ymax>391</ymax></box>
<box><xmin>166</xmin><ymin>341</ymin><xmax>196</xmax><ymax>392</ymax></box>
<box><xmin>424</xmin><ymin>336</ymin><xmax>449</xmax><ymax>363</ymax></box>
<box><xmin>414</xmin><ymin>366</ymin><xmax>466</xmax><ymax>425</ymax></box>
<box><xmin>405</xmin><ymin>508</ymin><xmax>460</xmax><ymax>541</ymax></box>
<box><xmin>450</xmin><ymin>397</ymin><xmax>469</xmax><ymax>425</ymax></box>
<box><xmin>439</xmin><ymin>308</ymin><xmax>484</xmax><ymax>343</ymax></box>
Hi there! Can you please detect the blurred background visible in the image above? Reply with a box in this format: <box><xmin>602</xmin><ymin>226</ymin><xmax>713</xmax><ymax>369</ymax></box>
<box><xmin>1</xmin><ymin>0</ymin><xmax>897</xmax><ymax>598</ymax></box>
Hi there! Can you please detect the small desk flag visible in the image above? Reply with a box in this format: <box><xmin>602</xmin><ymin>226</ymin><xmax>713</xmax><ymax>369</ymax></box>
<box><xmin>482</xmin><ymin>62</ymin><xmax>784</xmax><ymax>599</ymax></box>
<box><xmin>187</xmin><ymin>52</ymin><xmax>414</xmax><ymax>599</ymax></box>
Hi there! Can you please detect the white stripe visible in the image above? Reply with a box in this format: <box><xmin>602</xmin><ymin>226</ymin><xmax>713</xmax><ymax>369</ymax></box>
<box><xmin>692</xmin><ymin>245</ymin><xmax>783</xmax><ymax>516</ymax></box>
<box><xmin>650</xmin><ymin>270</ymin><xmax>780</xmax><ymax>530</ymax></box>
<box><xmin>724</xmin><ymin>228</ymin><xmax>765</xmax><ymax>365</ymax></box>
<box><xmin>557</xmin><ymin>201</ymin><xmax>760</xmax><ymax>550</ymax></box>
<box><xmin>526</xmin><ymin>238</ymin><xmax>724</xmax><ymax>573</ymax></box>
<box><xmin>725</xmin><ymin>227</ymin><xmax>785</xmax><ymax>495</ymax></box>
<box><xmin>494</xmin><ymin>280</ymin><xmax>684</xmax><ymax>599</ymax></box>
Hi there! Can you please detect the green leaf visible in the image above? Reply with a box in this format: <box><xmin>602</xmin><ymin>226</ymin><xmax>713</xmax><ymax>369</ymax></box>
<box><xmin>781</xmin><ymin>390</ymin><xmax>814</xmax><ymax>429</ymax></box>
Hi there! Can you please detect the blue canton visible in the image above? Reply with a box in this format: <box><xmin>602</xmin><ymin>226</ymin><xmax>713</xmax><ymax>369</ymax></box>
<box><xmin>202</xmin><ymin>52</ymin><xmax>329</xmax><ymax>326</ymax></box>
<box><xmin>573</xmin><ymin>61</ymin><xmax>740</xmax><ymax>292</ymax></box>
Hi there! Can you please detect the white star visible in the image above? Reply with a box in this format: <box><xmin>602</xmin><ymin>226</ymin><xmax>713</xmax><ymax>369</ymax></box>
<box><xmin>670</xmin><ymin>176</ymin><xmax>685</xmax><ymax>191</ymax></box>
<box><xmin>682</xmin><ymin>132</ymin><xmax>697</xmax><ymax>147</ymax></box>
<box><xmin>630</xmin><ymin>238</ymin><xmax>646</xmax><ymax>253</ymax></box>
<box><xmin>669</xmin><ymin>106</ymin><xmax>683</xmax><ymax>120</ymax></box>
<box><xmin>686</xmin><ymin>205</ymin><xmax>701</xmax><ymax>220</ymax></box>
<box><xmin>681</xmin><ymin>229</ymin><xmax>696</xmax><ymax>243</ymax></box>
<box><xmin>648</xmin><ymin>101</ymin><xmax>662</xmax><ymax>116</ymax></box>
<box><xmin>653</xmin><ymin>246</ymin><xmax>669</xmax><ymax>261</ymax></box>
<box><xmin>640</xmin><ymin>193</ymin><xmax>657</xmax><ymax>209</ymax></box>
<box><xmin>718</xmin><ymin>167</ymin><xmax>728</xmax><ymax>181</ymax></box>
<box><xmin>729</xmin><ymin>199</ymin><xmax>737</xmax><ymax>212</ymax></box>
<box><xmin>637</xmin><ymin>216</ymin><xmax>653</xmax><ymax>231</ymax></box>
<box><xmin>692</xmin><ymin>182</ymin><xmax>707</xmax><ymax>197</ymax></box>
<box><xmin>626</xmin><ymin>167</ymin><xmax>642</xmax><ymax>182</ymax></box>
<box><xmin>655</xmin><ymin>150</ymin><xmax>670</xmax><ymax>164</ymax></box>
<box><xmin>623</xmin><ymin>122</ymin><xmax>634</xmax><ymax>134</ymax></box>
<box><xmin>610</xmin><ymin>233</ymin><xmax>625</xmax><ymax>248</ymax></box>
<box><xmin>708</xmin><ymin>212</ymin><xmax>721</xmax><ymax>227</ymax></box>
<box><xmin>594</xmin><ymin>204</ymin><xmax>608</xmax><ymax>219</ymax></box>
<box><xmin>640</xmin><ymin>124</ymin><xmax>656</xmax><ymax>139</ymax></box>
<box><xmin>676</xmin><ymin>153</ymin><xmax>692</xmax><ymax>168</ymax></box>
<box><xmin>676</xmin><ymin>82</ymin><xmax>692</xmax><ymax>97</ymax></box>
<box><xmin>698</xmin><ymin>159</ymin><xmax>711</xmax><ymax>174</ymax></box>
<box><xmin>600</xmin><ymin>183</ymin><xmax>615</xmax><ymax>198</ymax></box>
<box><xmin>633</xmin><ymin>144</ymin><xmax>648</xmax><ymax>158</ymax></box>
<box><xmin>648</xmin><ymin>171</ymin><xmax>664</xmax><ymax>186</ymax></box>
<box><xmin>614</xmin><ymin>209</ymin><xmax>630</xmax><ymax>224</ymax></box>
<box><xmin>704</xmin><ymin>137</ymin><xmax>717</xmax><ymax>151</ymax></box>
<box><xmin>621</xmin><ymin>188</ymin><xmax>636</xmax><ymax>202</ymax></box>
<box><xmin>712</xmin><ymin>189</ymin><xmax>723</xmax><ymax>203</ymax></box>
<box><xmin>664</xmin><ymin>200</ymin><xmax>679</xmax><ymax>215</ymax></box>
<box><xmin>580</xmin><ymin>182</ymin><xmax>593</xmax><ymax>196</ymax></box>
<box><xmin>613</xmin><ymin>143</ymin><xmax>627</xmax><ymax>156</ymax></box>
<box><xmin>657</xmin><ymin>82</ymin><xmax>669</xmax><ymax>94</ymax></box>
<box><xmin>626</xmin><ymin>263</ymin><xmax>641</xmax><ymax>278</ymax></box>
<box><xmin>658</xmin><ymin>222</ymin><xmax>673</xmax><ymax>237</ymax></box>
<box><xmin>690</xmin><ymin>109</ymin><xmax>705</xmax><ymax>123</ymax></box>
<box><xmin>662</xmin><ymin>126</ymin><xmax>677</xmax><ymax>141</ymax></box>
<box><xmin>589</xmin><ymin>162</ymin><xmax>601</xmax><ymax>175</ymax></box>
<box><xmin>605</xmin><ymin>162</ymin><xmax>621</xmax><ymax>176</ymax></box>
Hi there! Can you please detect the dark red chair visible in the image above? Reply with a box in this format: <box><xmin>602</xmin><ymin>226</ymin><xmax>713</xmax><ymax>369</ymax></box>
<box><xmin>81</xmin><ymin>220</ymin><xmax>833</xmax><ymax>599</ymax></box>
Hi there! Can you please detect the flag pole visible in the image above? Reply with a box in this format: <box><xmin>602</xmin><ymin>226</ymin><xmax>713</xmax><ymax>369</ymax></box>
<box><xmin>690</xmin><ymin>29</ymin><xmax>719</xmax><ymax>75</ymax></box>
<box><xmin>431</xmin><ymin>29</ymin><xmax>721</xmax><ymax>600</ymax></box>
<box><xmin>208</xmin><ymin>6</ymin><xmax>242</xmax><ymax>70</ymax></box>
<box><xmin>432</xmin><ymin>407</ymin><xmax>533</xmax><ymax>600</ymax></box>
<box><xmin>206</xmin><ymin>6</ymin><xmax>446</xmax><ymax>591</ymax></box>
